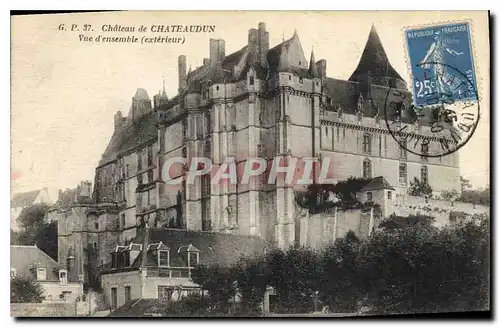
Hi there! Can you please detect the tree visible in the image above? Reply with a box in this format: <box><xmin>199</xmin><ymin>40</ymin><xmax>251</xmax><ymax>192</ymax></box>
<box><xmin>460</xmin><ymin>176</ymin><xmax>472</xmax><ymax>192</ymax></box>
<box><xmin>409</xmin><ymin>177</ymin><xmax>433</xmax><ymax>197</ymax></box>
<box><xmin>378</xmin><ymin>214</ymin><xmax>436</xmax><ymax>232</ymax></box>
<box><xmin>294</xmin><ymin>177</ymin><xmax>370</xmax><ymax>213</ymax></box>
<box><xmin>357</xmin><ymin>214</ymin><xmax>489</xmax><ymax>314</ymax></box>
<box><xmin>320</xmin><ymin>231</ymin><xmax>361</xmax><ymax>312</ymax></box>
<box><xmin>190</xmin><ymin>264</ymin><xmax>237</xmax><ymax>313</ymax></box>
<box><xmin>16</xmin><ymin>203</ymin><xmax>50</xmax><ymax>232</ymax></box>
<box><xmin>441</xmin><ymin>189</ymin><xmax>460</xmax><ymax>201</ymax></box>
<box><xmin>266</xmin><ymin>246</ymin><xmax>322</xmax><ymax>313</ymax></box>
<box><xmin>11</xmin><ymin>276</ymin><xmax>44</xmax><ymax>303</ymax></box>
<box><xmin>233</xmin><ymin>257</ymin><xmax>270</xmax><ymax>314</ymax></box>
<box><xmin>459</xmin><ymin>187</ymin><xmax>490</xmax><ymax>206</ymax></box>
<box><xmin>12</xmin><ymin>204</ymin><xmax>57</xmax><ymax>260</ymax></box>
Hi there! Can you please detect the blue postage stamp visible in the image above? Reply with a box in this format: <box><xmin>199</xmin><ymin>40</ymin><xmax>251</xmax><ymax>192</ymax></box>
<box><xmin>405</xmin><ymin>22</ymin><xmax>477</xmax><ymax>107</ymax></box>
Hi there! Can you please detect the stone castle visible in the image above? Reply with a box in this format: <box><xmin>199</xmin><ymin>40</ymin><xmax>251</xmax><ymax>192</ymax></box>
<box><xmin>48</xmin><ymin>22</ymin><xmax>462</xmax><ymax>285</ymax></box>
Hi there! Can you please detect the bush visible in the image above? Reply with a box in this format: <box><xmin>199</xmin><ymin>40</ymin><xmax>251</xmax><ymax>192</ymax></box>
<box><xmin>11</xmin><ymin>276</ymin><xmax>44</xmax><ymax>303</ymax></box>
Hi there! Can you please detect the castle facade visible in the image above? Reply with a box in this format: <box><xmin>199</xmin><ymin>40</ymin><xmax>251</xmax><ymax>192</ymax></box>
<box><xmin>52</xmin><ymin>22</ymin><xmax>460</xmax><ymax>284</ymax></box>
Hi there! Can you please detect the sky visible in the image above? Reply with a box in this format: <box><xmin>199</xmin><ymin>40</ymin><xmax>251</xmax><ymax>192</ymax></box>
<box><xmin>11</xmin><ymin>11</ymin><xmax>490</xmax><ymax>195</ymax></box>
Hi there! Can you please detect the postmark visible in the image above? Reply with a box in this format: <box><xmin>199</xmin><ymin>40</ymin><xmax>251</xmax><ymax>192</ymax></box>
<box><xmin>383</xmin><ymin>22</ymin><xmax>480</xmax><ymax>158</ymax></box>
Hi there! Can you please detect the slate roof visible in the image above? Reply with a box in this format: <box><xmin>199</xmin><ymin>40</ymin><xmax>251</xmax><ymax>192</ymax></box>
<box><xmin>103</xmin><ymin>228</ymin><xmax>269</xmax><ymax>273</ymax></box>
<box><xmin>11</xmin><ymin>190</ymin><xmax>41</xmax><ymax>208</ymax></box>
<box><xmin>99</xmin><ymin>111</ymin><xmax>157</xmax><ymax>166</ymax></box>
<box><xmin>360</xmin><ymin>176</ymin><xmax>395</xmax><ymax>192</ymax></box>
<box><xmin>349</xmin><ymin>25</ymin><xmax>405</xmax><ymax>87</ymax></box>
<box><xmin>10</xmin><ymin>245</ymin><xmax>63</xmax><ymax>281</ymax></box>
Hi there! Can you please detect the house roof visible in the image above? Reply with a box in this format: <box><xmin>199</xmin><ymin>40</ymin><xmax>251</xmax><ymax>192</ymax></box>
<box><xmin>360</xmin><ymin>176</ymin><xmax>395</xmax><ymax>192</ymax></box>
<box><xmin>103</xmin><ymin>228</ymin><xmax>269</xmax><ymax>273</ymax></box>
<box><xmin>10</xmin><ymin>245</ymin><xmax>63</xmax><ymax>281</ymax></box>
<box><xmin>11</xmin><ymin>190</ymin><xmax>41</xmax><ymax>208</ymax></box>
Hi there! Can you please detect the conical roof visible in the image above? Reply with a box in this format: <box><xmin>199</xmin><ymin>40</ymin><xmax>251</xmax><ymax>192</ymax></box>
<box><xmin>309</xmin><ymin>49</ymin><xmax>318</xmax><ymax>77</ymax></box>
<box><xmin>349</xmin><ymin>25</ymin><xmax>404</xmax><ymax>86</ymax></box>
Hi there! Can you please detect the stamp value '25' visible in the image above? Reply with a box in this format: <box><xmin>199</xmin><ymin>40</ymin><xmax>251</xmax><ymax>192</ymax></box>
<box><xmin>405</xmin><ymin>22</ymin><xmax>477</xmax><ymax>107</ymax></box>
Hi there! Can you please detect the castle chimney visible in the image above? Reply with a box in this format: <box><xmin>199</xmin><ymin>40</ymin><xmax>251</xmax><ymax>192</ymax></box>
<box><xmin>257</xmin><ymin>22</ymin><xmax>269</xmax><ymax>67</ymax></box>
<box><xmin>114</xmin><ymin>110</ymin><xmax>124</xmax><ymax>130</ymax></box>
<box><xmin>209</xmin><ymin>39</ymin><xmax>225</xmax><ymax>66</ymax></box>
<box><xmin>178</xmin><ymin>55</ymin><xmax>187</xmax><ymax>91</ymax></box>
<box><xmin>316</xmin><ymin>59</ymin><xmax>327</xmax><ymax>78</ymax></box>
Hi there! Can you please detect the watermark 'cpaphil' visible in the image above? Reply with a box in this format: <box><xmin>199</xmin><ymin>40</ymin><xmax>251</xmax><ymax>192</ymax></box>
<box><xmin>161</xmin><ymin>156</ymin><xmax>337</xmax><ymax>187</ymax></box>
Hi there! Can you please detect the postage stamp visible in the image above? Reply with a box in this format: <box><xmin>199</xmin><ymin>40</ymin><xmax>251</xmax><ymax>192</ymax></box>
<box><xmin>405</xmin><ymin>22</ymin><xmax>478</xmax><ymax>107</ymax></box>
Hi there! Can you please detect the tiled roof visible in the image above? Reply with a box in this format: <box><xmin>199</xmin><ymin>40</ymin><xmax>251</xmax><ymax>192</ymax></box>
<box><xmin>104</xmin><ymin>228</ymin><xmax>269</xmax><ymax>272</ymax></box>
<box><xmin>99</xmin><ymin>111</ymin><xmax>157</xmax><ymax>166</ymax></box>
<box><xmin>360</xmin><ymin>176</ymin><xmax>395</xmax><ymax>192</ymax></box>
<box><xmin>11</xmin><ymin>190</ymin><xmax>40</xmax><ymax>208</ymax></box>
<box><xmin>10</xmin><ymin>245</ymin><xmax>63</xmax><ymax>281</ymax></box>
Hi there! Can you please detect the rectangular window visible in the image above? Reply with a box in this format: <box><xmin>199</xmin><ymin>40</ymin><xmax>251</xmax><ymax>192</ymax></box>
<box><xmin>147</xmin><ymin>146</ymin><xmax>153</xmax><ymax>167</ymax></box>
<box><xmin>201</xmin><ymin>198</ymin><xmax>211</xmax><ymax>231</ymax></box>
<box><xmin>421</xmin><ymin>166</ymin><xmax>428</xmax><ymax>185</ymax></box>
<box><xmin>399</xmin><ymin>139</ymin><xmax>407</xmax><ymax>159</ymax></box>
<box><xmin>362</xmin><ymin>133</ymin><xmax>371</xmax><ymax>154</ymax></box>
<box><xmin>366</xmin><ymin>192</ymin><xmax>373</xmax><ymax>202</ymax></box>
<box><xmin>120</xmin><ymin>214</ymin><xmax>125</xmax><ymax>228</ymax></box>
<box><xmin>388</xmin><ymin>191</ymin><xmax>392</xmax><ymax>200</ymax></box>
<box><xmin>111</xmin><ymin>287</ymin><xmax>118</xmax><ymax>310</ymax></box>
<box><xmin>182</xmin><ymin>119</ymin><xmax>188</xmax><ymax>143</ymax></box>
<box><xmin>201</xmin><ymin>174</ymin><xmax>211</xmax><ymax>197</ymax></box>
<box><xmin>37</xmin><ymin>268</ymin><xmax>47</xmax><ymax>281</ymax></box>
<box><xmin>115</xmin><ymin>217</ymin><xmax>120</xmax><ymax>230</ymax></box>
<box><xmin>158</xmin><ymin>286</ymin><xmax>173</xmax><ymax>300</ymax></box>
<box><xmin>137</xmin><ymin>173</ymin><xmax>143</xmax><ymax>185</ymax></box>
<box><xmin>188</xmin><ymin>252</ymin><xmax>199</xmax><ymax>267</ymax></box>
<box><xmin>249</xmin><ymin>76</ymin><xmax>254</xmax><ymax>85</ymax></box>
<box><xmin>206</xmin><ymin>112</ymin><xmax>212</xmax><ymax>134</ymax></box>
<box><xmin>125</xmin><ymin>286</ymin><xmax>131</xmax><ymax>303</ymax></box>
<box><xmin>158</xmin><ymin>250</ymin><xmax>169</xmax><ymax>267</ymax></box>
<box><xmin>363</xmin><ymin>160</ymin><xmax>372</xmax><ymax>179</ymax></box>
<box><xmin>137</xmin><ymin>151</ymin><xmax>142</xmax><ymax>171</ymax></box>
<box><xmin>379</xmin><ymin>135</ymin><xmax>382</xmax><ymax>156</ymax></box>
<box><xmin>399</xmin><ymin>163</ymin><xmax>407</xmax><ymax>184</ymax></box>
<box><xmin>147</xmin><ymin>170</ymin><xmax>154</xmax><ymax>184</ymax></box>
<box><xmin>421</xmin><ymin>140</ymin><xmax>429</xmax><ymax>161</ymax></box>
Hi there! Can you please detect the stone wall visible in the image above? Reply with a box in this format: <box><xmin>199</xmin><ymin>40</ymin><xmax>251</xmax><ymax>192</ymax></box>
<box><xmin>391</xmin><ymin>195</ymin><xmax>489</xmax><ymax>228</ymax></box>
<box><xmin>299</xmin><ymin>207</ymin><xmax>375</xmax><ymax>249</ymax></box>
<box><xmin>11</xmin><ymin>302</ymin><xmax>76</xmax><ymax>317</ymax></box>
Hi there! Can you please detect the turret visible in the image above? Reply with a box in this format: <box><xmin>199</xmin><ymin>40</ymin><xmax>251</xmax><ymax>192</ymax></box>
<box><xmin>178</xmin><ymin>55</ymin><xmax>187</xmax><ymax>91</ymax></box>
<box><xmin>349</xmin><ymin>24</ymin><xmax>407</xmax><ymax>89</ymax></box>
<box><xmin>309</xmin><ymin>48</ymin><xmax>318</xmax><ymax>78</ymax></box>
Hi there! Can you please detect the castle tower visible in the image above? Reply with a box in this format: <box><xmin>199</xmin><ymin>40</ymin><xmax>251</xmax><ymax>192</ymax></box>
<box><xmin>349</xmin><ymin>24</ymin><xmax>407</xmax><ymax>89</ymax></box>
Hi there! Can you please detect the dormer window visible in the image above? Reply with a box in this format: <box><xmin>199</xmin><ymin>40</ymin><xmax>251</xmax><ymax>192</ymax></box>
<box><xmin>59</xmin><ymin>269</ymin><xmax>68</xmax><ymax>284</ymax></box>
<box><xmin>249</xmin><ymin>76</ymin><xmax>254</xmax><ymax>85</ymax></box>
<box><xmin>37</xmin><ymin>268</ymin><xmax>47</xmax><ymax>281</ymax></box>
<box><xmin>188</xmin><ymin>252</ymin><xmax>199</xmax><ymax>267</ymax></box>
<box><xmin>158</xmin><ymin>250</ymin><xmax>169</xmax><ymax>267</ymax></box>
